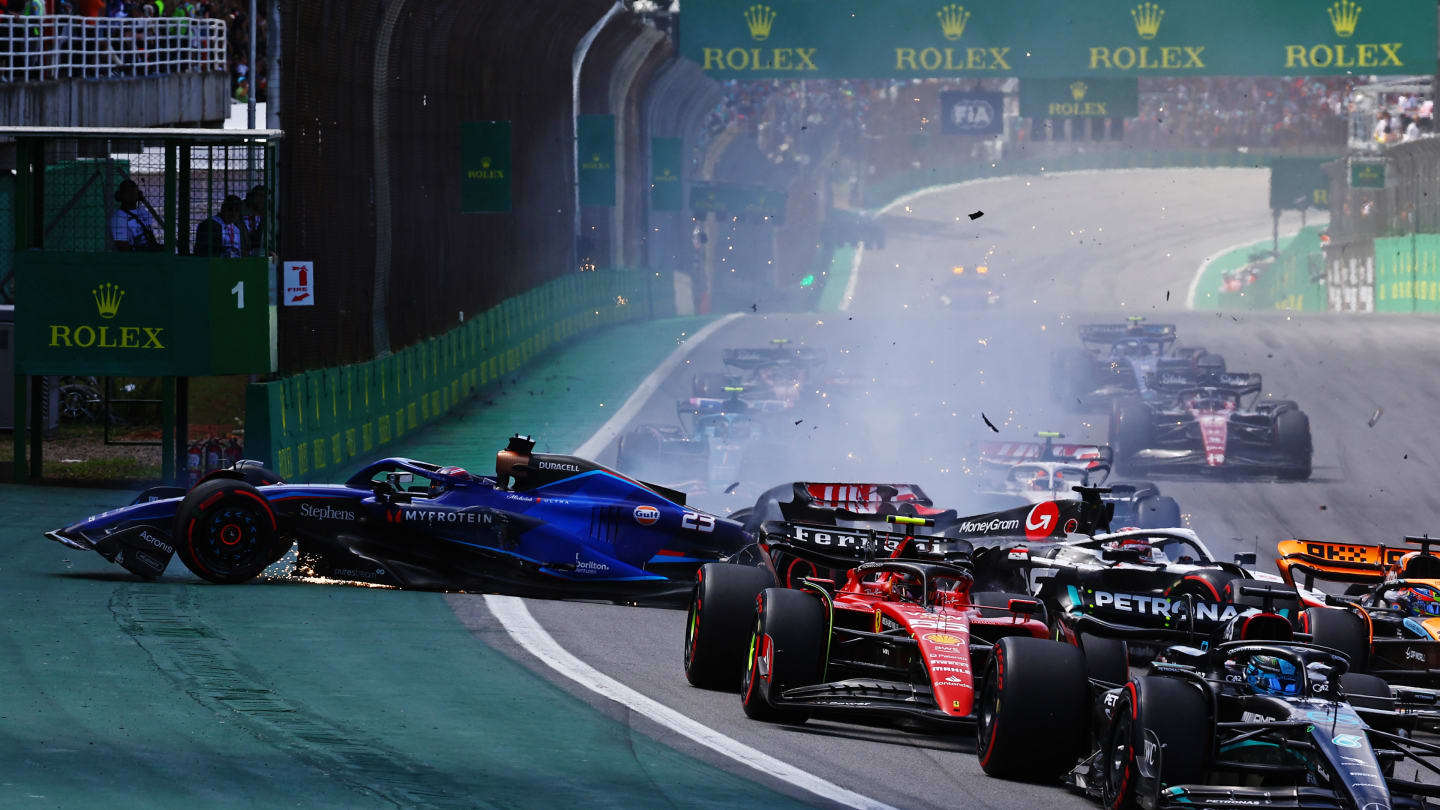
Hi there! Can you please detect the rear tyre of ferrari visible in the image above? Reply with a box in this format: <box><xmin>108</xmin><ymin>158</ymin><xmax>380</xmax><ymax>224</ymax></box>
<box><xmin>976</xmin><ymin>637</ymin><xmax>1088</xmax><ymax>780</ymax></box>
<box><xmin>172</xmin><ymin>479</ymin><xmax>285</xmax><ymax>584</ymax></box>
<box><xmin>1102</xmin><ymin>676</ymin><xmax>1210</xmax><ymax>809</ymax></box>
<box><xmin>1135</xmin><ymin>495</ymin><xmax>1182</xmax><ymax>529</ymax></box>
<box><xmin>1274</xmin><ymin>409</ymin><xmax>1313</xmax><ymax>481</ymax></box>
<box><xmin>741</xmin><ymin>588</ymin><xmax>826</xmax><ymax>724</ymax></box>
<box><xmin>1078</xmin><ymin>633</ymin><xmax>1129</xmax><ymax>686</ymax></box>
<box><xmin>1304</xmin><ymin>607</ymin><xmax>1370</xmax><ymax>671</ymax></box>
<box><xmin>685</xmin><ymin>563</ymin><xmax>777</xmax><ymax>691</ymax></box>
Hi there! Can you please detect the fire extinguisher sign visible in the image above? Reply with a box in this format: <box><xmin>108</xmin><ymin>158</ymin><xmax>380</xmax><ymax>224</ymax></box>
<box><xmin>283</xmin><ymin>261</ymin><xmax>315</xmax><ymax>307</ymax></box>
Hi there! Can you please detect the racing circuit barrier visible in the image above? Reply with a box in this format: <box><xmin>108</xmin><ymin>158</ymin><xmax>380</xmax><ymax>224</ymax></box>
<box><xmin>1215</xmin><ymin>226</ymin><xmax>1327</xmax><ymax>312</ymax></box>
<box><xmin>1373</xmin><ymin>234</ymin><xmax>1440</xmax><ymax>313</ymax></box>
<box><xmin>244</xmin><ymin>269</ymin><xmax>672</xmax><ymax>483</ymax></box>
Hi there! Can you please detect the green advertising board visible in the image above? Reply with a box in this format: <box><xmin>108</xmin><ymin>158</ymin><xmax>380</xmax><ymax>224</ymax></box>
<box><xmin>14</xmin><ymin>252</ymin><xmax>274</xmax><ymax>376</ymax></box>
<box><xmin>691</xmin><ymin>181</ymin><xmax>787</xmax><ymax>222</ymax></box>
<box><xmin>1020</xmin><ymin>78</ymin><xmax>1137</xmax><ymax>118</ymax></box>
<box><xmin>1350</xmin><ymin>159</ymin><xmax>1386</xmax><ymax>189</ymax></box>
<box><xmin>1269</xmin><ymin>156</ymin><xmax>1334</xmax><ymax>210</ymax></box>
<box><xmin>578</xmin><ymin>115</ymin><xmax>616</xmax><ymax>207</ymax></box>
<box><xmin>680</xmin><ymin>0</ymin><xmax>1435</xmax><ymax>78</ymax></box>
<box><xmin>651</xmin><ymin>137</ymin><xmax>684</xmax><ymax>211</ymax></box>
<box><xmin>461</xmin><ymin>121</ymin><xmax>511</xmax><ymax>213</ymax></box>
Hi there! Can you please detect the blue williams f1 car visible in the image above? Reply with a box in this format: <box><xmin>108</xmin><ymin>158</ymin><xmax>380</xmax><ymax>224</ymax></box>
<box><xmin>45</xmin><ymin>436</ymin><xmax>747</xmax><ymax>601</ymax></box>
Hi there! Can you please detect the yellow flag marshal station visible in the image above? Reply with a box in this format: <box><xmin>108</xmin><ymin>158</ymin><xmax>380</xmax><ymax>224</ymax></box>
<box><xmin>679</xmin><ymin>0</ymin><xmax>1434</xmax><ymax>79</ymax></box>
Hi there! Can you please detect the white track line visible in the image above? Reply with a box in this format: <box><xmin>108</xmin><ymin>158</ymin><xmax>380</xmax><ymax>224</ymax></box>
<box><xmin>487</xmin><ymin>309</ymin><xmax>895</xmax><ymax>809</ymax></box>
<box><xmin>572</xmin><ymin>312</ymin><xmax>744</xmax><ymax>460</ymax></box>
<box><xmin>484</xmin><ymin>594</ymin><xmax>896</xmax><ymax>810</ymax></box>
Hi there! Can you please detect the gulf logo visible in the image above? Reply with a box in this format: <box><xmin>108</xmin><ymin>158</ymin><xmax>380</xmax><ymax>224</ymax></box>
<box><xmin>634</xmin><ymin>505</ymin><xmax>660</xmax><ymax>526</ymax></box>
<box><xmin>923</xmin><ymin>633</ymin><xmax>963</xmax><ymax>645</ymax></box>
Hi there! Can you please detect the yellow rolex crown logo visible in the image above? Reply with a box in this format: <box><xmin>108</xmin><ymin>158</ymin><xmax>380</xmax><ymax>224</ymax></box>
<box><xmin>744</xmin><ymin>4</ymin><xmax>776</xmax><ymax>41</ymax></box>
<box><xmin>592</xmin><ymin>153</ymin><xmax>601</xmax><ymax>162</ymax></box>
<box><xmin>93</xmin><ymin>282</ymin><xmax>124</xmax><ymax>319</ymax></box>
<box><xmin>1070</xmin><ymin>81</ymin><xmax>1088</xmax><ymax>101</ymax></box>
<box><xmin>1328</xmin><ymin>0</ymin><xmax>1361</xmax><ymax>37</ymax></box>
<box><xmin>1131</xmin><ymin>2</ymin><xmax>1164</xmax><ymax>39</ymax></box>
<box><xmin>937</xmin><ymin>4</ymin><xmax>970</xmax><ymax>41</ymax></box>
<box><xmin>481</xmin><ymin>156</ymin><xmax>491</xmax><ymax>169</ymax></box>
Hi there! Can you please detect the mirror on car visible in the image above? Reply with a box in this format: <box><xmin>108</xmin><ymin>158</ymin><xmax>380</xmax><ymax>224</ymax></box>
<box><xmin>1233</xmin><ymin>552</ymin><xmax>1258</xmax><ymax>566</ymax></box>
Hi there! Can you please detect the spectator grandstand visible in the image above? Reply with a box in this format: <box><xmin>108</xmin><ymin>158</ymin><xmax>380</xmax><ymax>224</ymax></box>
<box><xmin>0</xmin><ymin>0</ymin><xmax>261</xmax><ymax>98</ymax></box>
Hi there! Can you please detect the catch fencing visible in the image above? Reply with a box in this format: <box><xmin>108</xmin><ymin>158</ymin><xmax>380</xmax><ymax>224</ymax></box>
<box><xmin>0</xmin><ymin>15</ymin><xmax>226</xmax><ymax>83</ymax></box>
<box><xmin>245</xmin><ymin>269</ymin><xmax>673</xmax><ymax>482</ymax></box>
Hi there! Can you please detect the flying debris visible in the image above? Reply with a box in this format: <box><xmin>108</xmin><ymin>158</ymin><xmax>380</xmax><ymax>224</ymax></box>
<box><xmin>723</xmin><ymin>482</ymin><xmax>740</xmax><ymax>494</ymax></box>
<box><xmin>1368</xmin><ymin>407</ymin><xmax>1384</xmax><ymax>427</ymax></box>
<box><xmin>968</xmin><ymin>210</ymin><xmax>984</xmax><ymax>220</ymax></box>
<box><xmin>981</xmin><ymin>412</ymin><xmax>999</xmax><ymax>433</ymax></box>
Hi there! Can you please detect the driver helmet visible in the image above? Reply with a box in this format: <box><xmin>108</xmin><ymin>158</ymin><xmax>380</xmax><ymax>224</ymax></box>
<box><xmin>1395</xmin><ymin>585</ymin><xmax>1440</xmax><ymax>618</ymax></box>
<box><xmin>1101</xmin><ymin>536</ymin><xmax>1166</xmax><ymax>564</ymax></box>
<box><xmin>429</xmin><ymin>465</ymin><xmax>475</xmax><ymax>495</ymax></box>
<box><xmin>1244</xmin><ymin>654</ymin><xmax>1300</xmax><ymax>696</ymax></box>
<box><xmin>1028</xmin><ymin>470</ymin><xmax>1050</xmax><ymax>491</ymax></box>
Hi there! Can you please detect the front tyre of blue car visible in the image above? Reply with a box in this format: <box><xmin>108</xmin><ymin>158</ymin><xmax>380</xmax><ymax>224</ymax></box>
<box><xmin>173</xmin><ymin>478</ymin><xmax>286</xmax><ymax>584</ymax></box>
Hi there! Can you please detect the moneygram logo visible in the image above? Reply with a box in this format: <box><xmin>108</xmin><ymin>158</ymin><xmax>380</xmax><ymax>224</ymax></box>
<box><xmin>956</xmin><ymin>516</ymin><xmax>1021</xmax><ymax>534</ymax></box>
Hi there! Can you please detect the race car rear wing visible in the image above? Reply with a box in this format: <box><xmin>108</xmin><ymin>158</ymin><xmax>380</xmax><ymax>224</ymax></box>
<box><xmin>1275</xmin><ymin>538</ymin><xmax>1398</xmax><ymax>589</ymax></box>
<box><xmin>777</xmin><ymin>482</ymin><xmax>937</xmax><ymax>522</ymax></box>
<box><xmin>759</xmin><ymin>517</ymin><xmax>975</xmax><ymax>571</ymax></box>
<box><xmin>1078</xmin><ymin>322</ymin><xmax>1176</xmax><ymax>344</ymax></box>
<box><xmin>721</xmin><ymin>346</ymin><xmax>826</xmax><ymax>370</ymax></box>
<box><xmin>1147</xmin><ymin>371</ymin><xmax>1263</xmax><ymax>398</ymax></box>
<box><xmin>976</xmin><ymin>440</ymin><xmax>1112</xmax><ymax>467</ymax></box>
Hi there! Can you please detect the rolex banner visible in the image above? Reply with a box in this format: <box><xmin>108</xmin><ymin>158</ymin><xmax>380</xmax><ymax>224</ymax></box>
<box><xmin>691</xmin><ymin>182</ymin><xmax>787</xmax><ymax>223</ymax></box>
<box><xmin>1021</xmin><ymin>79</ymin><xmax>1138</xmax><ymax>119</ymax></box>
<box><xmin>1269</xmin><ymin>157</ymin><xmax>1333</xmax><ymax>211</ymax></box>
<box><xmin>651</xmin><ymin>137</ymin><xmax>684</xmax><ymax>211</ymax></box>
<box><xmin>680</xmin><ymin>0</ymin><xmax>1435</xmax><ymax>78</ymax></box>
<box><xmin>578</xmin><ymin>115</ymin><xmax>616</xmax><ymax>207</ymax></box>
<box><xmin>461</xmin><ymin>121</ymin><xmax>511</xmax><ymax>213</ymax></box>
<box><xmin>15</xmin><ymin>252</ymin><xmax>274</xmax><ymax>376</ymax></box>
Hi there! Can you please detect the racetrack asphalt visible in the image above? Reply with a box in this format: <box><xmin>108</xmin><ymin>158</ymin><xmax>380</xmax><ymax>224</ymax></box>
<box><xmin>10</xmin><ymin>167</ymin><xmax>1440</xmax><ymax>808</ymax></box>
<box><xmin>455</xmin><ymin>168</ymin><xmax>1440</xmax><ymax>809</ymax></box>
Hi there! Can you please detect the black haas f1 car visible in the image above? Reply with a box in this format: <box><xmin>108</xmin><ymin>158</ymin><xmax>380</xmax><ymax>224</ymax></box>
<box><xmin>1276</xmin><ymin>534</ymin><xmax>1440</xmax><ymax>692</ymax></box>
<box><xmin>45</xmin><ymin>436</ymin><xmax>746</xmax><ymax>601</ymax></box>
<box><xmin>978</xmin><ymin>617</ymin><xmax>1440</xmax><ymax>809</ymax></box>
<box><xmin>1051</xmin><ymin>317</ymin><xmax>1225</xmax><ymax>411</ymax></box>
<box><xmin>975</xmin><ymin>432</ymin><xmax>1183</xmax><ymax>529</ymax></box>
<box><xmin>681</xmin><ymin>487</ymin><xmax>1113</xmax><ymax>729</ymax></box>
<box><xmin>1110</xmin><ymin>370</ymin><xmax>1313</xmax><ymax>480</ymax></box>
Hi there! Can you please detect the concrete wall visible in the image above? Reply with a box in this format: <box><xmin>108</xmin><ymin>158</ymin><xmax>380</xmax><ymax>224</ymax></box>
<box><xmin>0</xmin><ymin>72</ymin><xmax>229</xmax><ymax>129</ymax></box>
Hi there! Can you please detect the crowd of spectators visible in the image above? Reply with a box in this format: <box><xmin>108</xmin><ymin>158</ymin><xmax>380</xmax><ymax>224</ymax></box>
<box><xmin>1</xmin><ymin>0</ymin><xmax>263</xmax><ymax>99</ymax></box>
<box><xmin>1129</xmin><ymin>77</ymin><xmax>1356</xmax><ymax>149</ymax></box>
